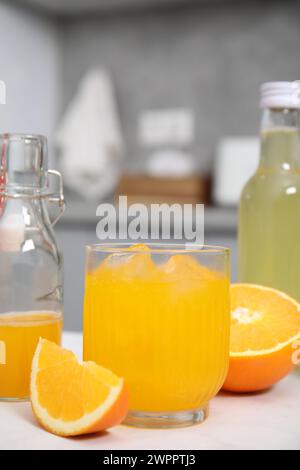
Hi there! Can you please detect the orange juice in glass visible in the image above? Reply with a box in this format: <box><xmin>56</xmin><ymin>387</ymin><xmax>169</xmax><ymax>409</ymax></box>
<box><xmin>83</xmin><ymin>244</ymin><xmax>230</xmax><ymax>428</ymax></box>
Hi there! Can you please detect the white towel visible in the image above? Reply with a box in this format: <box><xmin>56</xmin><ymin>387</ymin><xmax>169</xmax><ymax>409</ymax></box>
<box><xmin>56</xmin><ymin>69</ymin><xmax>123</xmax><ymax>200</ymax></box>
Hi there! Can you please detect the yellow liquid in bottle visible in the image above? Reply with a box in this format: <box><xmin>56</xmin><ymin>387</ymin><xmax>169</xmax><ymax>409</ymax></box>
<box><xmin>0</xmin><ymin>311</ymin><xmax>62</xmax><ymax>399</ymax></box>
<box><xmin>83</xmin><ymin>252</ymin><xmax>229</xmax><ymax>412</ymax></box>
<box><xmin>238</xmin><ymin>127</ymin><xmax>300</xmax><ymax>300</ymax></box>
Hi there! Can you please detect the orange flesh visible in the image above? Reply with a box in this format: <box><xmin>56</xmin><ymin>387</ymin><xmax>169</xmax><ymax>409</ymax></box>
<box><xmin>230</xmin><ymin>284</ymin><xmax>300</xmax><ymax>353</ymax></box>
<box><xmin>35</xmin><ymin>340</ymin><xmax>120</xmax><ymax>422</ymax></box>
<box><xmin>223</xmin><ymin>284</ymin><xmax>300</xmax><ymax>392</ymax></box>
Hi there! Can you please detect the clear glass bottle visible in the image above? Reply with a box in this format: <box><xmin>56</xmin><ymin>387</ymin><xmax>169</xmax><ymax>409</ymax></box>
<box><xmin>0</xmin><ymin>134</ymin><xmax>65</xmax><ymax>400</ymax></box>
<box><xmin>238</xmin><ymin>82</ymin><xmax>300</xmax><ymax>301</ymax></box>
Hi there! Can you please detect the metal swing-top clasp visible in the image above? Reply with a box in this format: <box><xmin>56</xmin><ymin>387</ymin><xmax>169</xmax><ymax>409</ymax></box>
<box><xmin>47</xmin><ymin>169</ymin><xmax>65</xmax><ymax>226</ymax></box>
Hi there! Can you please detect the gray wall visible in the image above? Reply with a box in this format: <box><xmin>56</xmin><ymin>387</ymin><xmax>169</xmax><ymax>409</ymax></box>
<box><xmin>0</xmin><ymin>2</ymin><xmax>61</xmax><ymax>160</ymax></box>
<box><xmin>60</xmin><ymin>1</ymin><xmax>300</xmax><ymax>172</ymax></box>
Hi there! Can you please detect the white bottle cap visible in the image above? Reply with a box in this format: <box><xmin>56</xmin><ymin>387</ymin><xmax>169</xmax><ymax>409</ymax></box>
<box><xmin>260</xmin><ymin>81</ymin><xmax>300</xmax><ymax>109</ymax></box>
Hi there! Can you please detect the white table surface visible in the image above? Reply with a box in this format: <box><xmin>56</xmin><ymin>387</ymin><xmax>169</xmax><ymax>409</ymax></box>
<box><xmin>1</xmin><ymin>331</ymin><xmax>300</xmax><ymax>450</ymax></box>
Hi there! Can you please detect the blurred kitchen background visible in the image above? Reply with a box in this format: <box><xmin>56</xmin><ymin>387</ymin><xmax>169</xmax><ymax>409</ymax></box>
<box><xmin>1</xmin><ymin>0</ymin><xmax>299</xmax><ymax>330</ymax></box>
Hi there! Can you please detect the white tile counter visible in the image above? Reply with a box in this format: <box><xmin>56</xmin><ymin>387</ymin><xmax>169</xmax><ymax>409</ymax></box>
<box><xmin>0</xmin><ymin>331</ymin><xmax>299</xmax><ymax>450</ymax></box>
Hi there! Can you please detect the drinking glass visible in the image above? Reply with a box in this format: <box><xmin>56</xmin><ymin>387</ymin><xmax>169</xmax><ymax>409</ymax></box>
<box><xmin>83</xmin><ymin>243</ymin><xmax>230</xmax><ymax>428</ymax></box>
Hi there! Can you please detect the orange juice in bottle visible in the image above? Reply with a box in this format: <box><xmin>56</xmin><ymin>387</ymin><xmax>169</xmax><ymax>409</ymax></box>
<box><xmin>0</xmin><ymin>311</ymin><xmax>62</xmax><ymax>399</ymax></box>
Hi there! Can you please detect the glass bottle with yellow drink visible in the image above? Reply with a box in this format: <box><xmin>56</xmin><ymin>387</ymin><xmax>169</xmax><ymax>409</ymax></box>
<box><xmin>238</xmin><ymin>81</ymin><xmax>300</xmax><ymax>301</ymax></box>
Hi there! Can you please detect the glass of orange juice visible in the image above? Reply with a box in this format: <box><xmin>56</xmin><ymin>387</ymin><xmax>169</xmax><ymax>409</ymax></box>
<box><xmin>83</xmin><ymin>243</ymin><xmax>230</xmax><ymax>428</ymax></box>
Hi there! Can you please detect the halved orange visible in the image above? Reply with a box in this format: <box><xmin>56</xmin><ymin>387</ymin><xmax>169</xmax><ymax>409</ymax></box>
<box><xmin>30</xmin><ymin>339</ymin><xmax>129</xmax><ymax>436</ymax></box>
<box><xmin>223</xmin><ymin>284</ymin><xmax>300</xmax><ymax>392</ymax></box>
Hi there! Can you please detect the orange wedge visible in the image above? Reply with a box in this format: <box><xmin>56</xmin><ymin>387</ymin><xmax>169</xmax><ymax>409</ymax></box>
<box><xmin>30</xmin><ymin>339</ymin><xmax>129</xmax><ymax>436</ymax></box>
<box><xmin>223</xmin><ymin>284</ymin><xmax>300</xmax><ymax>392</ymax></box>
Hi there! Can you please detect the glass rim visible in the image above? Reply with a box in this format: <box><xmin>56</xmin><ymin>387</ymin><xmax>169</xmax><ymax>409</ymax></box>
<box><xmin>85</xmin><ymin>243</ymin><xmax>230</xmax><ymax>255</ymax></box>
<box><xmin>0</xmin><ymin>132</ymin><xmax>47</xmax><ymax>143</ymax></box>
